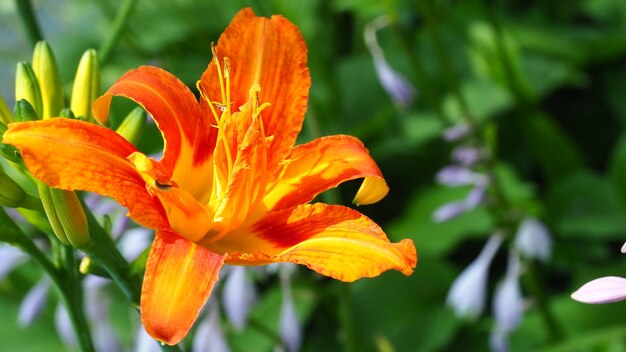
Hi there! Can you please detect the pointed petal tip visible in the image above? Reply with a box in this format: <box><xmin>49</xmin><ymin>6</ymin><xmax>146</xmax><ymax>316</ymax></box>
<box><xmin>571</xmin><ymin>276</ymin><xmax>626</xmax><ymax>304</ymax></box>
<box><xmin>353</xmin><ymin>176</ymin><xmax>389</xmax><ymax>206</ymax></box>
<box><xmin>92</xmin><ymin>92</ymin><xmax>113</xmax><ymax>125</ymax></box>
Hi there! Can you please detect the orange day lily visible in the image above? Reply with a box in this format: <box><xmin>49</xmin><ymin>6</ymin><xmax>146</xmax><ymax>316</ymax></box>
<box><xmin>2</xmin><ymin>8</ymin><xmax>417</xmax><ymax>345</ymax></box>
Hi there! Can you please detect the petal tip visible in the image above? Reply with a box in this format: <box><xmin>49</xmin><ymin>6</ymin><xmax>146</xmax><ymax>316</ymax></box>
<box><xmin>353</xmin><ymin>176</ymin><xmax>389</xmax><ymax>206</ymax></box>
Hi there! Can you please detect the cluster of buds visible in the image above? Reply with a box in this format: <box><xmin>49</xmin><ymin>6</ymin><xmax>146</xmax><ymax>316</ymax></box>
<box><xmin>9</xmin><ymin>41</ymin><xmax>99</xmax><ymax>250</ymax></box>
<box><xmin>433</xmin><ymin>123</ymin><xmax>488</xmax><ymax>222</ymax></box>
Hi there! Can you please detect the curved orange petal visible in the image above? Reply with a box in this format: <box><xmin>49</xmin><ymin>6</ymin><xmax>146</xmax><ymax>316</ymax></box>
<box><xmin>3</xmin><ymin>119</ymin><xmax>168</xmax><ymax>230</ymax></box>
<box><xmin>199</xmin><ymin>8</ymin><xmax>310</xmax><ymax>176</ymax></box>
<box><xmin>93</xmin><ymin>66</ymin><xmax>214</xmax><ymax>187</ymax></box>
<box><xmin>221</xmin><ymin>203</ymin><xmax>416</xmax><ymax>282</ymax></box>
<box><xmin>142</xmin><ymin>231</ymin><xmax>224</xmax><ymax>345</ymax></box>
<box><xmin>263</xmin><ymin>135</ymin><xmax>388</xmax><ymax>211</ymax></box>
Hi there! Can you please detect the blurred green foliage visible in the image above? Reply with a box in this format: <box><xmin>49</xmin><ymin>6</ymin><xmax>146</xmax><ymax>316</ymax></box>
<box><xmin>3</xmin><ymin>0</ymin><xmax>626</xmax><ymax>351</ymax></box>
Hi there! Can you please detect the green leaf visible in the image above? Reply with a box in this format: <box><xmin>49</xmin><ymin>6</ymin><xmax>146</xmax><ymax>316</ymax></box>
<box><xmin>546</xmin><ymin>171</ymin><xmax>626</xmax><ymax>239</ymax></box>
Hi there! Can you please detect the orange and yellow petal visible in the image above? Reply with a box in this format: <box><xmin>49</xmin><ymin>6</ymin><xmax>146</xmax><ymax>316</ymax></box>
<box><xmin>2</xmin><ymin>119</ymin><xmax>169</xmax><ymax>230</ymax></box>
<box><xmin>199</xmin><ymin>8</ymin><xmax>310</xmax><ymax>176</ymax></box>
<box><xmin>263</xmin><ymin>135</ymin><xmax>388</xmax><ymax>211</ymax></box>
<box><xmin>93</xmin><ymin>66</ymin><xmax>210</xmax><ymax>180</ymax></box>
<box><xmin>141</xmin><ymin>231</ymin><xmax>224</xmax><ymax>345</ymax></box>
<box><xmin>221</xmin><ymin>203</ymin><xmax>416</xmax><ymax>281</ymax></box>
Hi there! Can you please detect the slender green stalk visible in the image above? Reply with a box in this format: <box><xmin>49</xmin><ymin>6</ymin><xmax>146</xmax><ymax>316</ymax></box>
<box><xmin>248</xmin><ymin>317</ymin><xmax>286</xmax><ymax>348</ymax></box>
<box><xmin>339</xmin><ymin>283</ymin><xmax>357</xmax><ymax>352</ymax></box>
<box><xmin>15</xmin><ymin>0</ymin><xmax>43</xmax><ymax>48</ymax></box>
<box><xmin>98</xmin><ymin>0</ymin><xmax>140</xmax><ymax>64</ymax></box>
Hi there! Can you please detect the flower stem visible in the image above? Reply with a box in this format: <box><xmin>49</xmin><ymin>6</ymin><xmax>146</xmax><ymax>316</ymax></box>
<box><xmin>339</xmin><ymin>282</ymin><xmax>357</xmax><ymax>352</ymax></box>
<box><xmin>98</xmin><ymin>0</ymin><xmax>140</xmax><ymax>64</ymax></box>
<box><xmin>14</xmin><ymin>0</ymin><xmax>43</xmax><ymax>48</ymax></box>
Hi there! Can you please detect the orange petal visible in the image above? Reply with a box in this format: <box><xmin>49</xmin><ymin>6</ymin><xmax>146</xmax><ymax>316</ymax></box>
<box><xmin>93</xmin><ymin>66</ymin><xmax>213</xmax><ymax>183</ymax></box>
<box><xmin>2</xmin><ymin>119</ymin><xmax>169</xmax><ymax>230</ymax></box>
<box><xmin>199</xmin><ymin>8</ymin><xmax>310</xmax><ymax>176</ymax></box>
<box><xmin>142</xmin><ymin>231</ymin><xmax>224</xmax><ymax>345</ymax></box>
<box><xmin>263</xmin><ymin>135</ymin><xmax>388</xmax><ymax>211</ymax></box>
<box><xmin>222</xmin><ymin>203</ymin><xmax>416</xmax><ymax>282</ymax></box>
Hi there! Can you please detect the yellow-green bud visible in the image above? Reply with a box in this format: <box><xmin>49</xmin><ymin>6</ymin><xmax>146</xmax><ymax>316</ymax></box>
<box><xmin>0</xmin><ymin>96</ymin><xmax>13</xmax><ymax>124</ymax></box>
<box><xmin>115</xmin><ymin>107</ymin><xmax>146</xmax><ymax>144</ymax></box>
<box><xmin>15</xmin><ymin>61</ymin><xmax>43</xmax><ymax>118</ymax></box>
<box><xmin>32</xmin><ymin>41</ymin><xmax>65</xmax><ymax>119</ymax></box>
<box><xmin>0</xmin><ymin>169</ymin><xmax>27</xmax><ymax>207</ymax></box>
<box><xmin>70</xmin><ymin>49</ymin><xmax>100</xmax><ymax>121</ymax></box>
<box><xmin>14</xmin><ymin>99</ymin><xmax>39</xmax><ymax>122</ymax></box>
<box><xmin>38</xmin><ymin>183</ymin><xmax>90</xmax><ymax>249</ymax></box>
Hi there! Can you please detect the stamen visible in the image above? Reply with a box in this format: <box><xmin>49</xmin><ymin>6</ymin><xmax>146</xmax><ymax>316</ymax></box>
<box><xmin>224</xmin><ymin>57</ymin><xmax>232</xmax><ymax>116</ymax></box>
<box><xmin>211</xmin><ymin>43</ymin><xmax>227</xmax><ymax>106</ymax></box>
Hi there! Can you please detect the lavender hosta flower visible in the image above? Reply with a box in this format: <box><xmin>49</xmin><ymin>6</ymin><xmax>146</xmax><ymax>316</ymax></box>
<box><xmin>452</xmin><ymin>146</ymin><xmax>482</xmax><ymax>166</ymax></box>
<box><xmin>192</xmin><ymin>300</ymin><xmax>230</xmax><ymax>352</ymax></box>
<box><xmin>571</xmin><ymin>276</ymin><xmax>626</xmax><ymax>304</ymax></box>
<box><xmin>443</xmin><ymin>123</ymin><xmax>471</xmax><ymax>142</ymax></box>
<box><xmin>18</xmin><ymin>277</ymin><xmax>51</xmax><ymax>326</ymax></box>
<box><xmin>491</xmin><ymin>254</ymin><xmax>524</xmax><ymax>352</ymax></box>
<box><xmin>279</xmin><ymin>264</ymin><xmax>301</xmax><ymax>352</ymax></box>
<box><xmin>433</xmin><ymin>201</ymin><xmax>469</xmax><ymax>223</ymax></box>
<box><xmin>117</xmin><ymin>227</ymin><xmax>153</xmax><ymax>262</ymax></box>
<box><xmin>223</xmin><ymin>266</ymin><xmax>256</xmax><ymax>330</ymax></box>
<box><xmin>465</xmin><ymin>184</ymin><xmax>486</xmax><ymax>208</ymax></box>
<box><xmin>85</xmin><ymin>194</ymin><xmax>130</xmax><ymax>239</ymax></box>
<box><xmin>84</xmin><ymin>275</ymin><xmax>120</xmax><ymax>352</ymax></box>
<box><xmin>364</xmin><ymin>15</ymin><xmax>416</xmax><ymax>107</ymax></box>
<box><xmin>55</xmin><ymin>304</ymin><xmax>77</xmax><ymax>348</ymax></box>
<box><xmin>436</xmin><ymin>166</ymin><xmax>488</xmax><ymax>187</ymax></box>
<box><xmin>514</xmin><ymin>218</ymin><xmax>552</xmax><ymax>262</ymax></box>
<box><xmin>621</xmin><ymin>242</ymin><xmax>626</xmax><ymax>253</ymax></box>
<box><xmin>0</xmin><ymin>244</ymin><xmax>28</xmax><ymax>280</ymax></box>
<box><xmin>447</xmin><ymin>234</ymin><xmax>503</xmax><ymax>319</ymax></box>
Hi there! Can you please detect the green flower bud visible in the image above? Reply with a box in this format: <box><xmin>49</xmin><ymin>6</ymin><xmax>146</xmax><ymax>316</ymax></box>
<box><xmin>70</xmin><ymin>49</ymin><xmax>100</xmax><ymax>121</ymax></box>
<box><xmin>115</xmin><ymin>107</ymin><xmax>146</xmax><ymax>144</ymax></box>
<box><xmin>0</xmin><ymin>96</ymin><xmax>13</xmax><ymax>124</ymax></box>
<box><xmin>32</xmin><ymin>41</ymin><xmax>65</xmax><ymax>119</ymax></box>
<box><xmin>15</xmin><ymin>61</ymin><xmax>42</xmax><ymax>118</ymax></box>
<box><xmin>0</xmin><ymin>169</ymin><xmax>26</xmax><ymax>207</ymax></box>
<box><xmin>38</xmin><ymin>183</ymin><xmax>91</xmax><ymax>249</ymax></box>
<box><xmin>13</xmin><ymin>99</ymin><xmax>39</xmax><ymax>122</ymax></box>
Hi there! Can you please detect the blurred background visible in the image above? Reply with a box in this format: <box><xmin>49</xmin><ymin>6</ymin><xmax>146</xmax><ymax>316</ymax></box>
<box><xmin>2</xmin><ymin>0</ymin><xmax>626</xmax><ymax>351</ymax></box>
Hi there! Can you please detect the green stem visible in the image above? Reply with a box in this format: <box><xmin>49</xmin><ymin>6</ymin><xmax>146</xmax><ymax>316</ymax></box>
<box><xmin>58</xmin><ymin>245</ymin><xmax>95</xmax><ymax>352</ymax></box>
<box><xmin>248</xmin><ymin>316</ymin><xmax>286</xmax><ymax>348</ymax></box>
<box><xmin>15</xmin><ymin>0</ymin><xmax>43</xmax><ymax>48</ymax></box>
<box><xmin>339</xmin><ymin>283</ymin><xmax>357</xmax><ymax>352</ymax></box>
<box><xmin>98</xmin><ymin>0</ymin><xmax>140</xmax><ymax>64</ymax></box>
<box><xmin>522</xmin><ymin>261</ymin><xmax>562</xmax><ymax>342</ymax></box>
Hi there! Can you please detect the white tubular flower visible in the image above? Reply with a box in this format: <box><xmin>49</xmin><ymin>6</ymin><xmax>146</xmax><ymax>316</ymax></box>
<box><xmin>443</xmin><ymin>123</ymin><xmax>471</xmax><ymax>142</ymax></box>
<box><xmin>364</xmin><ymin>16</ymin><xmax>416</xmax><ymax>107</ymax></box>
<box><xmin>0</xmin><ymin>245</ymin><xmax>28</xmax><ymax>280</ymax></box>
<box><xmin>514</xmin><ymin>218</ymin><xmax>552</xmax><ymax>262</ymax></box>
<box><xmin>223</xmin><ymin>266</ymin><xmax>256</xmax><ymax>330</ymax></box>
<box><xmin>571</xmin><ymin>276</ymin><xmax>626</xmax><ymax>304</ymax></box>
<box><xmin>192</xmin><ymin>300</ymin><xmax>230</xmax><ymax>352</ymax></box>
<box><xmin>491</xmin><ymin>254</ymin><xmax>524</xmax><ymax>352</ymax></box>
<box><xmin>452</xmin><ymin>146</ymin><xmax>482</xmax><ymax>166</ymax></box>
<box><xmin>436</xmin><ymin>166</ymin><xmax>487</xmax><ymax>187</ymax></box>
<box><xmin>279</xmin><ymin>264</ymin><xmax>301</xmax><ymax>352</ymax></box>
<box><xmin>433</xmin><ymin>201</ymin><xmax>469</xmax><ymax>223</ymax></box>
<box><xmin>134</xmin><ymin>325</ymin><xmax>161</xmax><ymax>352</ymax></box>
<box><xmin>447</xmin><ymin>234</ymin><xmax>503</xmax><ymax>319</ymax></box>
<box><xmin>55</xmin><ymin>304</ymin><xmax>77</xmax><ymax>348</ymax></box>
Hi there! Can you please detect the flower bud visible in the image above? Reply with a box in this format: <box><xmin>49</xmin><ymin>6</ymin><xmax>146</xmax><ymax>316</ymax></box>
<box><xmin>14</xmin><ymin>99</ymin><xmax>39</xmax><ymax>122</ymax></box>
<box><xmin>0</xmin><ymin>96</ymin><xmax>13</xmax><ymax>124</ymax></box>
<box><xmin>15</xmin><ymin>61</ymin><xmax>43</xmax><ymax>118</ymax></box>
<box><xmin>115</xmin><ymin>107</ymin><xmax>146</xmax><ymax>144</ymax></box>
<box><xmin>32</xmin><ymin>41</ymin><xmax>65</xmax><ymax>119</ymax></box>
<box><xmin>59</xmin><ymin>108</ymin><xmax>75</xmax><ymax>119</ymax></box>
<box><xmin>38</xmin><ymin>183</ymin><xmax>90</xmax><ymax>249</ymax></box>
<box><xmin>0</xmin><ymin>169</ymin><xmax>27</xmax><ymax>207</ymax></box>
<box><xmin>70</xmin><ymin>49</ymin><xmax>100</xmax><ymax>121</ymax></box>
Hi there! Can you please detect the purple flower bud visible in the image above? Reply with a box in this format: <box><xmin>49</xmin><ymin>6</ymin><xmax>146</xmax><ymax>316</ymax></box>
<box><xmin>571</xmin><ymin>276</ymin><xmax>626</xmax><ymax>304</ymax></box>
<box><xmin>452</xmin><ymin>146</ymin><xmax>482</xmax><ymax>166</ymax></box>
<box><xmin>514</xmin><ymin>218</ymin><xmax>552</xmax><ymax>262</ymax></box>
<box><xmin>442</xmin><ymin>124</ymin><xmax>471</xmax><ymax>142</ymax></box>
<box><xmin>433</xmin><ymin>201</ymin><xmax>469</xmax><ymax>223</ymax></box>
<box><xmin>447</xmin><ymin>234</ymin><xmax>503</xmax><ymax>319</ymax></box>
<box><xmin>18</xmin><ymin>277</ymin><xmax>51</xmax><ymax>326</ymax></box>
<box><xmin>436</xmin><ymin>166</ymin><xmax>487</xmax><ymax>187</ymax></box>
<box><xmin>223</xmin><ymin>266</ymin><xmax>256</xmax><ymax>330</ymax></box>
<box><xmin>372</xmin><ymin>56</ymin><xmax>416</xmax><ymax>107</ymax></box>
<box><xmin>465</xmin><ymin>185</ymin><xmax>486</xmax><ymax>208</ymax></box>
